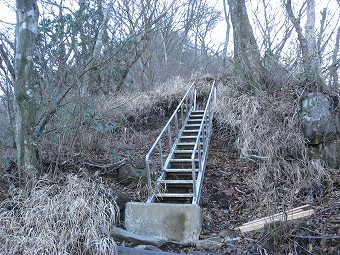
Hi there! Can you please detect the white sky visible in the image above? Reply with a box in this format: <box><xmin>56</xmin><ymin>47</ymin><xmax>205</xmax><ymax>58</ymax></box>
<box><xmin>0</xmin><ymin>1</ymin><xmax>15</xmax><ymax>24</ymax></box>
<box><xmin>208</xmin><ymin>0</ymin><xmax>339</xmax><ymax>53</ymax></box>
<box><xmin>0</xmin><ymin>0</ymin><xmax>339</xmax><ymax>54</ymax></box>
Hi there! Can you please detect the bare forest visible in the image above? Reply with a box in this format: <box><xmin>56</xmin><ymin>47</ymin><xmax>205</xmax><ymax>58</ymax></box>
<box><xmin>0</xmin><ymin>0</ymin><xmax>339</xmax><ymax>254</ymax></box>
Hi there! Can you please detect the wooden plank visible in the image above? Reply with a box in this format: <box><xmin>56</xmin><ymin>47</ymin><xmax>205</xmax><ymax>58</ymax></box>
<box><xmin>242</xmin><ymin>204</ymin><xmax>312</xmax><ymax>226</ymax></box>
<box><xmin>237</xmin><ymin>205</ymin><xmax>315</xmax><ymax>233</ymax></box>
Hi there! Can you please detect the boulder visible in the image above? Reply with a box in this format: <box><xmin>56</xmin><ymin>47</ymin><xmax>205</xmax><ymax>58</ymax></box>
<box><xmin>307</xmin><ymin>140</ymin><xmax>340</xmax><ymax>169</ymax></box>
<box><xmin>300</xmin><ymin>93</ymin><xmax>338</xmax><ymax>144</ymax></box>
<box><xmin>118</xmin><ymin>163</ymin><xmax>145</xmax><ymax>184</ymax></box>
<box><xmin>115</xmin><ymin>192</ymin><xmax>132</xmax><ymax>211</ymax></box>
<box><xmin>323</xmin><ymin>141</ymin><xmax>340</xmax><ymax>169</ymax></box>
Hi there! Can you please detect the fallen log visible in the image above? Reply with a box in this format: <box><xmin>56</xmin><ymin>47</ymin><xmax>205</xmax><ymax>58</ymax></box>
<box><xmin>237</xmin><ymin>204</ymin><xmax>315</xmax><ymax>233</ymax></box>
<box><xmin>111</xmin><ymin>227</ymin><xmax>166</xmax><ymax>247</ymax></box>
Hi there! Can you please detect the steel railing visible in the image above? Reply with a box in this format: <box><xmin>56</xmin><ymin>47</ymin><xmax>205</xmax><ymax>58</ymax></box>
<box><xmin>145</xmin><ymin>82</ymin><xmax>197</xmax><ymax>199</ymax></box>
<box><xmin>191</xmin><ymin>81</ymin><xmax>216</xmax><ymax>204</ymax></box>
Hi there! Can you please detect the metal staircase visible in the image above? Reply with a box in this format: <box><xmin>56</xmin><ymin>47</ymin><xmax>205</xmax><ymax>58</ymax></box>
<box><xmin>145</xmin><ymin>81</ymin><xmax>216</xmax><ymax>204</ymax></box>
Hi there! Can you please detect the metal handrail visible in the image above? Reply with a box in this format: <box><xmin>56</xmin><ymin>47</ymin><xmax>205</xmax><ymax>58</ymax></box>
<box><xmin>145</xmin><ymin>82</ymin><xmax>197</xmax><ymax>198</ymax></box>
<box><xmin>191</xmin><ymin>81</ymin><xmax>216</xmax><ymax>204</ymax></box>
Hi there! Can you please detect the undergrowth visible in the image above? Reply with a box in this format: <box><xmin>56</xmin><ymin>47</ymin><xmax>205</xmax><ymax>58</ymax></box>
<box><xmin>0</xmin><ymin>175</ymin><xmax>119</xmax><ymax>255</ymax></box>
<box><xmin>215</xmin><ymin>79</ymin><xmax>333</xmax><ymax>205</ymax></box>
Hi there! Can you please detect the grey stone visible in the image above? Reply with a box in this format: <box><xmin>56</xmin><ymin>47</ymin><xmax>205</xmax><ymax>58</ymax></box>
<box><xmin>205</xmin><ymin>236</ymin><xmax>222</xmax><ymax>242</ymax></box>
<box><xmin>115</xmin><ymin>192</ymin><xmax>132</xmax><ymax>211</ymax></box>
<box><xmin>111</xmin><ymin>226</ymin><xmax>165</xmax><ymax>247</ymax></box>
<box><xmin>218</xmin><ymin>229</ymin><xmax>230</xmax><ymax>238</ymax></box>
<box><xmin>323</xmin><ymin>140</ymin><xmax>340</xmax><ymax>169</ymax></box>
<box><xmin>300</xmin><ymin>92</ymin><xmax>338</xmax><ymax>144</ymax></box>
<box><xmin>307</xmin><ymin>140</ymin><xmax>340</xmax><ymax>169</ymax></box>
<box><xmin>224</xmin><ymin>237</ymin><xmax>241</xmax><ymax>243</ymax></box>
<box><xmin>134</xmin><ymin>245</ymin><xmax>162</xmax><ymax>251</ymax></box>
<box><xmin>118</xmin><ymin>163</ymin><xmax>145</xmax><ymax>184</ymax></box>
<box><xmin>195</xmin><ymin>239</ymin><xmax>223</xmax><ymax>250</ymax></box>
<box><xmin>125</xmin><ymin>202</ymin><xmax>202</xmax><ymax>243</ymax></box>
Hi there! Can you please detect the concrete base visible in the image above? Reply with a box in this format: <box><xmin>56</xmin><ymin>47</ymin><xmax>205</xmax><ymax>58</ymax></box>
<box><xmin>125</xmin><ymin>202</ymin><xmax>202</xmax><ymax>243</ymax></box>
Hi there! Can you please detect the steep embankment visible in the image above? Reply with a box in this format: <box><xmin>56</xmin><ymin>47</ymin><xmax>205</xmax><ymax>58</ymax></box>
<box><xmin>0</xmin><ymin>77</ymin><xmax>338</xmax><ymax>254</ymax></box>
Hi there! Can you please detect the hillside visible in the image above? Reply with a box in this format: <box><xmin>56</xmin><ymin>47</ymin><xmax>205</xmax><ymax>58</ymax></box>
<box><xmin>0</xmin><ymin>77</ymin><xmax>339</xmax><ymax>254</ymax></box>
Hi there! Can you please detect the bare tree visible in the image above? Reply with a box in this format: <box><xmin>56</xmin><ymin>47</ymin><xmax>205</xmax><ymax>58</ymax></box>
<box><xmin>222</xmin><ymin>0</ymin><xmax>231</xmax><ymax>64</ymax></box>
<box><xmin>14</xmin><ymin>0</ymin><xmax>39</xmax><ymax>186</ymax></box>
<box><xmin>329</xmin><ymin>26</ymin><xmax>339</xmax><ymax>88</ymax></box>
<box><xmin>227</xmin><ymin>0</ymin><xmax>266</xmax><ymax>91</ymax></box>
<box><xmin>285</xmin><ymin>0</ymin><xmax>326</xmax><ymax>90</ymax></box>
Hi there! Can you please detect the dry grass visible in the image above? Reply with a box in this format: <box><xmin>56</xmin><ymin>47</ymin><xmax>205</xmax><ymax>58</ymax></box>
<box><xmin>0</xmin><ymin>175</ymin><xmax>119</xmax><ymax>255</ymax></box>
<box><xmin>215</xmin><ymin>79</ymin><xmax>332</xmax><ymax>201</ymax></box>
<box><xmin>97</xmin><ymin>77</ymin><xmax>190</xmax><ymax>121</ymax></box>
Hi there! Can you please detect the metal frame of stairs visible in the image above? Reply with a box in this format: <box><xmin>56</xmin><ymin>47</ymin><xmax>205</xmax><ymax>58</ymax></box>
<box><xmin>145</xmin><ymin>81</ymin><xmax>216</xmax><ymax>204</ymax></box>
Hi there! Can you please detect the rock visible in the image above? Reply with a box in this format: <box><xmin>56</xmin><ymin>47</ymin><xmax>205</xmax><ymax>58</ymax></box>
<box><xmin>111</xmin><ymin>226</ymin><xmax>166</xmax><ymax>247</ymax></box>
<box><xmin>300</xmin><ymin>92</ymin><xmax>338</xmax><ymax>144</ymax></box>
<box><xmin>307</xmin><ymin>140</ymin><xmax>340</xmax><ymax>169</ymax></box>
<box><xmin>195</xmin><ymin>239</ymin><xmax>223</xmax><ymax>250</ymax></box>
<box><xmin>323</xmin><ymin>141</ymin><xmax>340</xmax><ymax>168</ymax></box>
<box><xmin>224</xmin><ymin>237</ymin><xmax>241</xmax><ymax>243</ymax></box>
<box><xmin>134</xmin><ymin>245</ymin><xmax>162</xmax><ymax>252</ymax></box>
<box><xmin>218</xmin><ymin>229</ymin><xmax>230</xmax><ymax>238</ymax></box>
<box><xmin>118</xmin><ymin>163</ymin><xmax>146</xmax><ymax>184</ymax></box>
<box><xmin>115</xmin><ymin>192</ymin><xmax>132</xmax><ymax>211</ymax></box>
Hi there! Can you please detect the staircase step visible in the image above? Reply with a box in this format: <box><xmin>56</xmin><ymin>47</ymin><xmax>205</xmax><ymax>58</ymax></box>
<box><xmin>189</xmin><ymin>115</ymin><xmax>204</xmax><ymax>120</ymax></box>
<box><xmin>161</xmin><ymin>180</ymin><xmax>194</xmax><ymax>185</ymax></box>
<box><xmin>187</xmin><ymin>119</ymin><xmax>203</xmax><ymax>124</ymax></box>
<box><xmin>154</xmin><ymin>193</ymin><xmax>194</xmax><ymax>203</ymax></box>
<box><xmin>177</xmin><ymin>142</ymin><xmax>203</xmax><ymax>149</ymax></box>
<box><xmin>170</xmin><ymin>158</ymin><xmax>199</xmax><ymax>163</ymax></box>
<box><xmin>164</xmin><ymin>168</ymin><xmax>199</xmax><ymax>179</ymax></box>
<box><xmin>177</xmin><ymin>144</ymin><xmax>203</xmax><ymax>150</ymax></box>
<box><xmin>160</xmin><ymin>180</ymin><xmax>194</xmax><ymax>194</ymax></box>
<box><xmin>191</xmin><ymin>110</ymin><xmax>205</xmax><ymax>115</ymax></box>
<box><xmin>185</xmin><ymin>123</ymin><xmax>201</xmax><ymax>128</ymax></box>
<box><xmin>164</xmin><ymin>168</ymin><xmax>199</xmax><ymax>173</ymax></box>
<box><xmin>169</xmin><ymin>159</ymin><xmax>199</xmax><ymax>169</ymax></box>
<box><xmin>179</xmin><ymin>136</ymin><xmax>202</xmax><ymax>142</ymax></box>
<box><xmin>173</xmin><ymin>150</ymin><xmax>201</xmax><ymax>158</ymax></box>
<box><xmin>155</xmin><ymin>193</ymin><xmax>194</xmax><ymax>198</ymax></box>
<box><xmin>182</xmin><ymin>130</ymin><xmax>200</xmax><ymax>136</ymax></box>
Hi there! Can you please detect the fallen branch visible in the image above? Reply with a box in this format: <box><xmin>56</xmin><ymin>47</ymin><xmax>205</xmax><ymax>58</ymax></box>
<box><xmin>294</xmin><ymin>235</ymin><xmax>340</xmax><ymax>239</ymax></box>
<box><xmin>237</xmin><ymin>204</ymin><xmax>315</xmax><ymax>233</ymax></box>
<box><xmin>111</xmin><ymin>227</ymin><xmax>166</xmax><ymax>247</ymax></box>
<box><xmin>84</xmin><ymin>158</ymin><xmax>126</xmax><ymax>174</ymax></box>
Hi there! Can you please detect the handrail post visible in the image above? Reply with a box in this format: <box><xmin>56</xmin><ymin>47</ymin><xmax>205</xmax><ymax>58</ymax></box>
<box><xmin>194</xmin><ymin>88</ymin><xmax>197</xmax><ymax>110</ymax></box>
<box><xmin>158</xmin><ymin>140</ymin><xmax>163</xmax><ymax>168</ymax></box>
<box><xmin>191</xmin><ymin>150</ymin><xmax>197</xmax><ymax>200</ymax></box>
<box><xmin>174</xmin><ymin>113</ymin><xmax>179</xmax><ymax>133</ymax></box>
<box><xmin>145</xmin><ymin>155</ymin><xmax>152</xmax><ymax>198</ymax></box>
<box><xmin>167</xmin><ymin>125</ymin><xmax>172</xmax><ymax>150</ymax></box>
<box><xmin>214</xmin><ymin>83</ymin><xmax>217</xmax><ymax>107</ymax></box>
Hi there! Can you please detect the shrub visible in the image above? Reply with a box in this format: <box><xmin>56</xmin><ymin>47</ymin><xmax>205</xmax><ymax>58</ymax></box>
<box><xmin>0</xmin><ymin>175</ymin><xmax>119</xmax><ymax>255</ymax></box>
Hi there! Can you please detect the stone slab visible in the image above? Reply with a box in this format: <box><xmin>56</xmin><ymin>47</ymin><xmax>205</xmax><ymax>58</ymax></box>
<box><xmin>125</xmin><ymin>202</ymin><xmax>202</xmax><ymax>243</ymax></box>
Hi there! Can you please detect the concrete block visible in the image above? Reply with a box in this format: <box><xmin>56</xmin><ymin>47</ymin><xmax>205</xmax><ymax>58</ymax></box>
<box><xmin>125</xmin><ymin>202</ymin><xmax>202</xmax><ymax>243</ymax></box>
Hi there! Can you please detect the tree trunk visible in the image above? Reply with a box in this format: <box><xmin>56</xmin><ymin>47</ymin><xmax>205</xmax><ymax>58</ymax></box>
<box><xmin>227</xmin><ymin>0</ymin><xmax>266</xmax><ymax>91</ymax></box>
<box><xmin>14</xmin><ymin>0</ymin><xmax>39</xmax><ymax>187</ymax></box>
<box><xmin>330</xmin><ymin>26</ymin><xmax>339</xmax><ymax>88</ymax></box>
<box><xmin>222</xmin><ymin>0</ymin><xmax>231</xmax><ymax>65</ymax></box>
<box><xmin>285</xmin><ymin>0</ymin><xmax>326</xmax><ymax>90</ymax></box>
